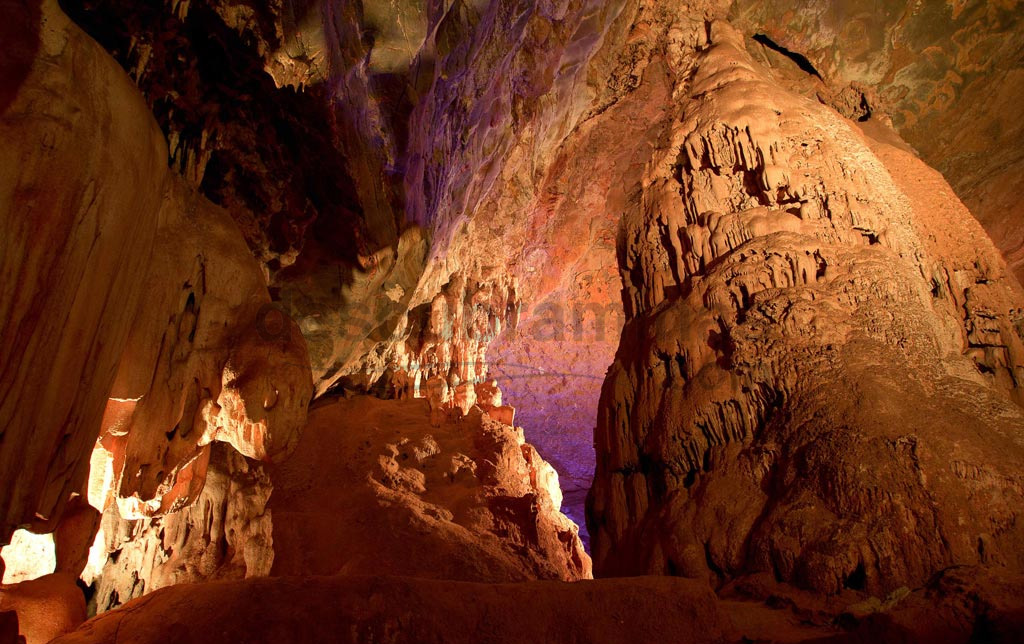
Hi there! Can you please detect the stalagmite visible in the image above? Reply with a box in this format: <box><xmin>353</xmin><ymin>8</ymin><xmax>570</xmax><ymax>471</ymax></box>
<box><xmin>589</xmin><ymin>18</ymin><xmax>1024</xmax><ymax>596</ymax></box>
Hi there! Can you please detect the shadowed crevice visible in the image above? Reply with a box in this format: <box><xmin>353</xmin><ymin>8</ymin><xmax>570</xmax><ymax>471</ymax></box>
<box><xmin>752</xmin><ymin>33</ymin><xmax>822</xmax><ymax>79</ymax></box>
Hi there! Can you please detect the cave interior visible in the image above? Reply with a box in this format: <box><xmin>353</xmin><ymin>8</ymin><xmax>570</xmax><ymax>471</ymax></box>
<box><xmin>2</xmin><ymin>0</ymin><xmax>1024</xmax><ymax>642</ymax></box>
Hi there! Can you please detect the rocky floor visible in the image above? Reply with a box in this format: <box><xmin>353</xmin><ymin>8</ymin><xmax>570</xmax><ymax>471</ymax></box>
<box><xmin>42</xmin><ymin>565</ymin><xmax>1024</xmax><ymax>644</ymax></box>
<box><xmin>268</xmin><ymin>395</ymin><xmax>590</xmax><ymax>582</ymax></box>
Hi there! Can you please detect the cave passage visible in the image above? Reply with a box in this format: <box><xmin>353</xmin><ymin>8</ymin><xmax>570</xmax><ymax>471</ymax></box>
<box><xmin>5</xmin><ymin>1</ymin><xmax>1024</xmax><ymax>642</ymax></box>
<box><xmin>487</xmin><ymin>296</ymin><xmax>626</xmax><ymax>551</ymax></box>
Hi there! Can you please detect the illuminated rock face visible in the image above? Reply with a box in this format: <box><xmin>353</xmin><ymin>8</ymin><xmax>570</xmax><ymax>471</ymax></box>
<box><xmin>0</xmin><ymin>0</ymin><xmax>164</xmax><ymax>543</ymax></box>
<box><xmin>99</xmin><ymin>176</ymin><xmax>312</xmax><ymax>521</ymax></box>
<box><xmin>587</xmin><ymin>17</ymin><xmax>1024</xmax><ymax>594</ymax></box>
<box><xmin>0</xmin><ymin>532</ymin><xmax>54</xmax><ymax>585</ymax></box>
<box><xmin>269</xmin><ymin>395</ymin><xmax>590</xmax><ymax>582</ymax></box>
<box><xmin>0</xmin><ymin>0</ymin><xmax>311</xmax><ymax>626</ymax></box>
<box><xmin>92</xmin><ymin>443</ymin><xmax>272</xmax><ymax>612</ymax></box>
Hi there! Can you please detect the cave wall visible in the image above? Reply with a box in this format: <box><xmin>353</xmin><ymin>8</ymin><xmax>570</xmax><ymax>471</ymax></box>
<box><xmin>97</xmin><ymin>175</ymin><xmax>312</xmax><ymax>521</ymax></box>
<box><xmin>1</xmin><ymin>0</ymin><xmax>166</xmax><ymax>542</ymax></box>
<box><xmin>729</xmin><ymin>0</ymin><xmax>1024</xmax><ymax>283</ymax></box>
<box><xmin>1</xmin><ymin>0</ymin><xmax>312</xmax><ymax>571</ymax></box>
<box><xmin>3</xmin><ymin>1</ymin><xmax>608</xmax><ymax>620</ymax></box>
<box><xmin>42</xmin><ymin>3</ymin><xmax>1024</xmax><ymax>548</ymax></box>
<box><xmin>5</xmin><ymin>0</ymin><xmax>1024</xmax><ymax>638</ymax></box>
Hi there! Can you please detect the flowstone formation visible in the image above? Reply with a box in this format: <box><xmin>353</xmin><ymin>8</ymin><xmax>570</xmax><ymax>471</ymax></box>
<box><xmin>0</xmin><ymin>0</ymin><xmax>165</xmax><ymax>544</ymax></box>
<box><xmin>588</xmin><ymin>15</ymin><xmax>1024</xmax><ymax>595</ymax></box>
<box><xmin>730</xmin><ymin>0</ymin><xmax>1024</xmax><ymax>284</ymax></box>
<box><xmin>1</xmin><ymin>0</ymin><xmax>313</xmax><ymax>635</ymax></box>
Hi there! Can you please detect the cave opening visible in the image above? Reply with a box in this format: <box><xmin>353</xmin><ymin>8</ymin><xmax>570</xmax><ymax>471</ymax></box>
<box><xmin>487</xmin><ymin>294</ymin><xmax>626</xmax><ymax>551</ymax></box>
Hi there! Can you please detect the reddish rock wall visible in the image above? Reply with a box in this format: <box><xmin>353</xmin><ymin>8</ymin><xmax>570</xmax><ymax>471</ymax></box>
<box><xmin>729</xmin><ymin>0</ymin><xmax>1024</xmax><ymax>283</ymax></box>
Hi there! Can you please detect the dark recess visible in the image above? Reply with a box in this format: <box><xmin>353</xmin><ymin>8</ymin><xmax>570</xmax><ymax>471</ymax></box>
<box><xmin>752</xmin><ymin>33</ymin><xmax>823</xmax><ymax>79</ymax></box>
<box><xmin>844</xmin><ymin>562</ymin><xmax>867</xmax><ymax>590</ymax></box>
<box><xmin>57</xmin><ymin>0</ymin><xmax>366</xmax><ymax>266</ymax></box>
<box><xmin>0</xmin><ymin>0</ymin><xmax>41</xmax><ymax>113</ymax></box>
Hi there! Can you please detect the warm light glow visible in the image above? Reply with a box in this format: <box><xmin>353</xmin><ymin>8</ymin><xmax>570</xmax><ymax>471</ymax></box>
<box><xmin>535</xmin><ymin>457</ymin><xmax>564</xmax><ymax>511</ymax></box>
<box><xmin>0</xmin><ymin>529</ymin><xmax>55</xmax><ymax>584</ymax></box>
<box><xmin>87</xmin><ymin>441</ymin><xmax>114</xmax><ymax>512</ymax></box>
<box><xmin>80</xmin><ymin>525</ymin><xmax>107</xmax><ymax>587</ymax></box>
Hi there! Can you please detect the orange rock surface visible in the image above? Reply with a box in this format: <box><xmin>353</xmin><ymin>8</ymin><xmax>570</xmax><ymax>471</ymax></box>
<box><xmin>269</xmin><ymin>395</ymin><xmax>590</xmax><ymax>582</ymax></box>
<box><xmin>3</xmin><ymin>0</ymin><xmax>1024</xmax><ymax>642</ymax></box>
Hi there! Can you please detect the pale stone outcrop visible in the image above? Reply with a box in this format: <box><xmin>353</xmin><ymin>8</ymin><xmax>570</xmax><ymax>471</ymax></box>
<box><xmin>100</xmin><ymin>176</ymin><xmax>311</xmax><ymax>521</ymax></box>
<box><xmin>92</xmin><ymin>443</ymin><xmax>272</xmax><ymax>612</ymax></box>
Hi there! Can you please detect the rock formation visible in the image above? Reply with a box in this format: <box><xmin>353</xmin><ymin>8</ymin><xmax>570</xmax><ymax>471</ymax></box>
<box><xmin>729</xmin><ymin>0</ymin><xmax>1024</xmax><ymax>284</ymax></box>
<box><xmin>1</xmin><ymin>0</ymin><xmax>312</xmax><ymax>633</ymax></box>
<box><xmin>40</xmin><ymin>563</ymin><xmax>1024</xmax><ymax>644</ymax></box>
<box><xmin>269</xmin><ymin>394</ymin><xmax>590</xmax><ymax>582</ymax></box>
<box><xmin>97</xmin><ymin>174</ymin><xmax>311</xmax><ymax>521</ymax></box>
<box><xmin>0</xmin><ymin>0</ymin><xmax>165</xmax><ymax>544</ymax></box>
<box><xmin>91</xmin><ymin>442</ymin><xmax>272</xmax><ymax>612</ymax></box>
<box><xmin>587</xmin><ymin>15</ymin><xmax>1024</xmax><ymax>595</ymax></box>
<box><xmin>1</xmin><ymin>0</ymin><xmax>312</xmax><ymax>529</ymax></box>
<box><xmin>3</xmin><ymin>0</ymin><xmax>1024</xmax><ymax>642</ymax></box>
<box><xmin>0</xmin><ymin>573</ymin><xmax>86</xmax><ymax>644</ymax></box>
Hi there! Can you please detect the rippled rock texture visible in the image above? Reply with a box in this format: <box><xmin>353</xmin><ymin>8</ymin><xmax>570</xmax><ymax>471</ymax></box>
<box><xmin>91</xmin><ymin>443</ymin><xmax>272</xmax><ymax>612</ymax></box>
<box><xmin>587</xmin><ymin>13</ymin><xmax>1024</xmax><ymax>595</ymax></box>
<box><xmin>730</xmin><ymin>0</ymin><xmax>1024</xmax><ymax>283</ymax></box>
